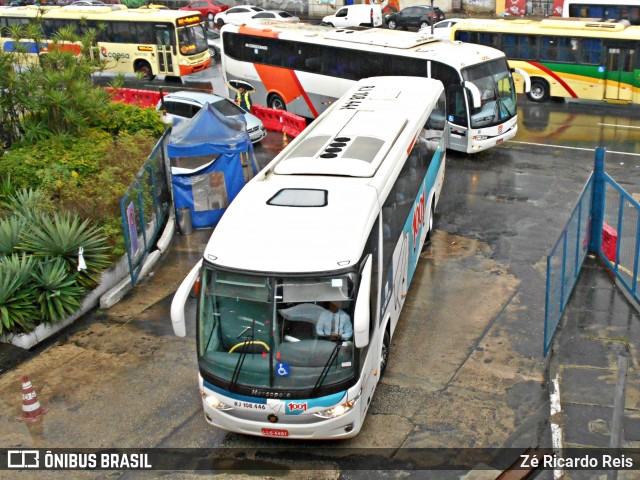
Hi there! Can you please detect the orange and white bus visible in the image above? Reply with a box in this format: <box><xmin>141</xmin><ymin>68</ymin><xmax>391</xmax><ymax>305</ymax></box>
<box><xmin>0</xmin><ymin>5</ymin><xmax>211</xmax><ymax>79</ymax></box>
<box><xmin>220</xmin><ymin>20</ymin><xmax>530</xmax><ymax>154</ymax></box>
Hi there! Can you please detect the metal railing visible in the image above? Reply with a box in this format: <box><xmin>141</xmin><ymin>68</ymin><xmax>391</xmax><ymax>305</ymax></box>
<box><xmin>119</xmin><ymin>129</ymin><xmax>171</xmax><ymax>285</ymax></box>
<box><xmin>544</xmin><ymin>147</ymin><xmax>640</xmax><ymax>356</ymax></box>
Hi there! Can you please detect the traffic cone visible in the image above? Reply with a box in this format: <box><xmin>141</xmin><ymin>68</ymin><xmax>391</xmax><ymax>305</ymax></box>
<box><xmin>17</xmin><ymin>375</ymin><xmax>48</xmax><ymax>423</ymax></box>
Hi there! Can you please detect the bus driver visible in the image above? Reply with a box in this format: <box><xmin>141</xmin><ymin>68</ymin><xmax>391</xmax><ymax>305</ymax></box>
<box><xmin>316</xmin><ymin>301</ymin><xmax>353</xmax><ymax>341</ymax></box>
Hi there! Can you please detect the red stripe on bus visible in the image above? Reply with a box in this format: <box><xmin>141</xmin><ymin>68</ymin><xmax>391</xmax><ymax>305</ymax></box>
<box><xmin>529</xmin><ymin>61</ymin><xmax>578</xmax><ymax>98</ymax></box>
<box><xmin>237</xmin><ymin>25</ymin><xmax>279</xmax><ymax>38</ymax></box>
<box><xmin>254</xmin><ymin>64</ymin><xmax>319</xmax><ymax>117</ymax></box>
<box><xmin>237</xmin><ymin>26</ymin><xmax>318</xmax><ymax>116</ymax></box>
<box><xmin>407</xmin><ymin>133</ymin><xmax>417</xmax><ymax>154</ymax></box>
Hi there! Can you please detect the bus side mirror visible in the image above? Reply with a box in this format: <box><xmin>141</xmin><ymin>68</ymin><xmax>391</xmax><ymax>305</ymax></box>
<box><xmin>170</xmin><ymin>259</ymin><xmax>202</xmax><ymax>337</ymax></box>
<box><xmin>511</xmin><ymin>67</ymin><xmax>531</xmax><ymax>93</ymax></box>
<box><xmin>463</xmin><ymin>81</ymin><xmax>481</xmax><ymax>109</ymax></box>
<box><xmin>353</xmin><ymin>254</ymin><xmax>371</xmax><ymax>348</ymax></box>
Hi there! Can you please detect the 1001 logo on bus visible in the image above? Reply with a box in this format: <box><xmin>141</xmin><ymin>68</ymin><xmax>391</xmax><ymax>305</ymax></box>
<box><xmin>288</xmin><ymin>402</ymin><xmax>307</xmax><ymax>412</ymax></box>
<box><xmin>411</xmin><ymin>191</ymin><xmax>426</xmax><ymax>249</ymax></box>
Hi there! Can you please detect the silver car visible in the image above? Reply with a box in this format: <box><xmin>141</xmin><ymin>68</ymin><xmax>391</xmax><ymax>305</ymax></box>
<box><xmin>157</xmin><ymin>91</ymin><xmax>266</xmax><ymax>143</ymax></box>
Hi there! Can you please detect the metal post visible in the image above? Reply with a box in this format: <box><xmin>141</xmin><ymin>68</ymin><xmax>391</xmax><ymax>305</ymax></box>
<box><xmin>589</xmin><ymin>147</ymin><xmax>607</xmax><ymax>254</ymax></box>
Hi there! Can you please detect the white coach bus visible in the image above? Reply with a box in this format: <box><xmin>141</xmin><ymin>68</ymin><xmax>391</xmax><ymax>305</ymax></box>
<box><xmin>170</xmin><ymin>76</ymin><xmax>447</xmax><ymax>439</ymax></box>
<box><xmin>220</xmin><ymin>20</ymin><xmax>530</xmax><ymax>154</ymax></box>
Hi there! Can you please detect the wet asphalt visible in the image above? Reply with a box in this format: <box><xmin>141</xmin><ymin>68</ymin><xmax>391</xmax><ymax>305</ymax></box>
<box><xmin>1</xmin><ymin>104</ymin><xmax>640</xmax><ymax>479</ymax></box>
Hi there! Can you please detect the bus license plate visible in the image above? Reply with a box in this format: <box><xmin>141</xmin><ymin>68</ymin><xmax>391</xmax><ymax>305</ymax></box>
<box><xmin>262</xmin><ymin>428</ymin><xmax>289</xmax><ymax>437</ymax></box>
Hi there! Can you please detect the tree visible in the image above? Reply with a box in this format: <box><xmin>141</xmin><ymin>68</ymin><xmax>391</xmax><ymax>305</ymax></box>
<box><xmin>0</xmin><ymin>9</ymin><xmax>120</xmax><ymax>148</ymax></box>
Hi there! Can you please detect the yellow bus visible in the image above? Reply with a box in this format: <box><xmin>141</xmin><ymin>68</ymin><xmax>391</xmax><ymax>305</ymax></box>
<box><xmin>0</xmin><ymin>5</ymin><xmax>211</xmax><ymax>80</ymax></box>
<box><xmin>452</xmin><ymin>18</ymin><xmax>640</xmax><ymax>104</ymax></box>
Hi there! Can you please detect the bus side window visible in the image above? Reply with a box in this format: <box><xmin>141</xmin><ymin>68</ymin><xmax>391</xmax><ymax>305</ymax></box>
<box><xmin>540</xmin><ymin>35</ymin><xmax>558</xmax><ymax>62</ymax></box>
<box><xmin>580</xmin><ymin>38</ymin><xmax>602</xmax><ymax>65</ymax></box>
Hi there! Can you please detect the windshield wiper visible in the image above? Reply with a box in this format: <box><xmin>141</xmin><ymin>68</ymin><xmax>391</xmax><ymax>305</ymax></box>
<box><xmin>228</xmin><ymin>317</ymin><xmax>256</xmax><ymax>392</ymax></box>
<box><xmin>311</xmin><ymin>341</ymin><xmax>342</xmax><ymax>397</ymax></box>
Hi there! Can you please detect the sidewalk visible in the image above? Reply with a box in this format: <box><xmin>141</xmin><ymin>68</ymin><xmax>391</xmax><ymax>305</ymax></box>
<box><xmin>550</xmin><ymin>255</ymin><xmax>640</xmax><ymax>477</ymax></box>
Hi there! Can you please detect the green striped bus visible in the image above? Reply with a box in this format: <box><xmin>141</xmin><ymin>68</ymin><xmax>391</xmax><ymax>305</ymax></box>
<box><xmin>452</xmin><ymin>18</ymin><xmax>640</xmax><ymax>104</ymax></box>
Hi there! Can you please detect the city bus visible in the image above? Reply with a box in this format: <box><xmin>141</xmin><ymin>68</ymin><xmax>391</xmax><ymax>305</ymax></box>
<box><xmin>562</xmin><ymin>0</ymin><xmax>640</xmax><ymax>24</ymax></box>
<box><xmin>220</xmin><ymin>20</ymin><xmax>530</xmax><ymax>154</ymax></box>
<box><xmin>170</xmin><ymin>76</ymin><xmax>447</xmax><ymax>439</ymax></box>
<box><xmin>0</xmin><ymin>5</ymin><xmax>211</xmax><ymax>79</ymax></box>
<box><xmin>452</xmin><ymin>18</ymin><xmax>640</xmax><ymax>104</ymax></box>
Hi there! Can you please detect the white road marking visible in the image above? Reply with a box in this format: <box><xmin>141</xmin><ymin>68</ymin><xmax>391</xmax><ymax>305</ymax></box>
<box><xmin>550</xmin><ymin>372</ymin><xmax>563</xmax><ymax>480</ymax></box>
<box><xmin>598</xmin><ymin>123</ymin><xmax>640</xmax><ymax>129</ymax></box>
<box><xmin>511</xmin><ymin>140</ymin><xmax>640</xmax><ymax>157</ymax></box>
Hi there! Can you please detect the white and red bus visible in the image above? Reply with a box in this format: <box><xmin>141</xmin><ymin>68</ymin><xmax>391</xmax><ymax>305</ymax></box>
<box><xmin>0</xmin><ymin>5</ymin><xmax>211</xmax><ymax>79</ymax></box>
<box><xmin>220</xmin><ymin>20</ymin><xmax>530</xmax><ymax>154</ymax></box>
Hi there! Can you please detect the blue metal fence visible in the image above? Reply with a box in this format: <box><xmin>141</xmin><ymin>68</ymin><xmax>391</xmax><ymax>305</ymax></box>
<box><xmin>544</xmin><ymin>147</ymin><xmax>640</xmax><ymax>356</ymax></box>
<box><xmin>120</xmin><ymin>129</ymin><xmax>172</xmax><ymax>285</ymax></box>
<box><xmin>544</xmin><ymin>172</ymin><xmax>593</xmax><ymax>356</ymax></box>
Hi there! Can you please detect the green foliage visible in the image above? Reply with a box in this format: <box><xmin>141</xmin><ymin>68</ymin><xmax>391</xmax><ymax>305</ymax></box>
<box><xmin>19</xmin><ymin>212</ymin><xmax>112</xmax><ymax>289</ymax></box>
<box><xmin>0</xmin><ymin>255</ymin><xmax>37</xmax><ymax>335</ymax></box>
<box><xmin>0</xmin><ymin>216</ymin><xmax>26</xmax><ymax>255</ymax></box>
<box><xmin>1</xmin><ymin>187</ymin><xmax>52</xmax><ymax>221</ymax></box>
<box><xmin>32</xmin><ymin>257</ymin><xmax>85</xmax><ymax>323</ymax></box>
<box><xmin>0</xmin><ymin>9</ymin><xmax>169</xmax><ymax>335</ymax></box>
<box><xmin>0</xmin><ymin>7</ymin><xmax>109</xmax><ymax>148</ymax></box>
<box><xmin>93</xmin><ymin>102</ymin><xmax>167</xmax><ymax>137</ymax></box>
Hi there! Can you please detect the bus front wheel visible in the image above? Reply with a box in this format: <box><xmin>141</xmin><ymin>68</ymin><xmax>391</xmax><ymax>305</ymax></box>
<box><xmin>268</xmin><ymin>93</ymin><xmax>287</xmax><ymax>111</ymax></box>
<box><xmin>135</xmin><ymin>61</ymin><xmax>155</xmax><ymax>81</ymax></box>
<box><xmin>527</xmin><ymin>78</ymin><xmax>550</xmax><ymax>103</ymax></box>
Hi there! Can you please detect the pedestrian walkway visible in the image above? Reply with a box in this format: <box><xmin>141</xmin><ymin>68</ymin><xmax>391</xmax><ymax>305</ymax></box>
<box><xmin>550</xmin><ymin>255</ymin><xmax>640</xmax><ymax>478</ymax></box>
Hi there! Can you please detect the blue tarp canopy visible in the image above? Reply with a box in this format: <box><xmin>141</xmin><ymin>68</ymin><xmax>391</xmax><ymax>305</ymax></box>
<box><xmin>167</xmin><ymin>103</ymin><xmax>256</xmax><ymax>229</ymax></box>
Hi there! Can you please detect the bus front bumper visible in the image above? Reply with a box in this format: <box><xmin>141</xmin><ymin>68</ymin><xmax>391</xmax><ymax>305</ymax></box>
<box><xmin>202</xmin><ymin>398</ymin><xmax>363</xmax><ymax>440</ymax></box>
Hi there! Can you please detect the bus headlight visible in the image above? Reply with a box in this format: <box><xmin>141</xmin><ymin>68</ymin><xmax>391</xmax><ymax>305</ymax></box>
<box><xmin>313</xmin><ymin>398</ymin><xmax>358</xmax><ymax>419</ymax></box>
<box><xmin>204</xmin><ymin>394</ymin><xmax>233</xmax><ymax>411</ymax></box>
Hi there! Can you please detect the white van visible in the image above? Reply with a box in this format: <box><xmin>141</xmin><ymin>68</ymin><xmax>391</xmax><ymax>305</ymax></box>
<box><xmin>322</xmin><ymin>4</ymin><xmax>383</xmax><ymax>28</ymax></box>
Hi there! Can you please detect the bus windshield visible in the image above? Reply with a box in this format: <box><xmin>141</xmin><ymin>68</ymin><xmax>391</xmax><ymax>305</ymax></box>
<box><xmin>177</xmin><ymin>23</ymin><xmax>208</xmax><ymax>56</ymax></box>
<box><xmin>197</xmin><ymin>265</ymin><xmax>357</xmax><ymax>397</ymax></box>
<box><xmin>463</xmin><ymin>58</ymin><xmax>517</xmax><ymax>129</ymax></box>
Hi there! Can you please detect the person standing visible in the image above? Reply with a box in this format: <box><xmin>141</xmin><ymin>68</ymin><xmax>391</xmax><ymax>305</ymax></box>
<box><xmin>235</xmin><ymin>86</ymin><xmax>252</xmax><ymax>111</ymax></box>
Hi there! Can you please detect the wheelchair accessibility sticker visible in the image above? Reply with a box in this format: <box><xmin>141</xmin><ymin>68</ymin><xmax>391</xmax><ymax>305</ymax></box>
<box><xmin>276</xmin><ymin>362</ymin><xmax>290</xmax><ymax>377</ymax></box>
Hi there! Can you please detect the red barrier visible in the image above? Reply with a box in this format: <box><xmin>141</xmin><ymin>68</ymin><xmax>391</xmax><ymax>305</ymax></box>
<box><xmin>602</xmin><ymin>221</ymin><xmax>618</xmax><ymax>263</ymax></box>
<box><xmin>104</xmin><ymin>87</ymin><xmax>167</xmax><ymax>108</ymax></box>
<box><xmin>280</xmin><ymin>111</ymin><xmax>307</xmax><ymax>138</ymax></box>
<box><xmin>250</xmin><ymin>105</ymin><xmax>306</xmax><ymax>137</ymax></box>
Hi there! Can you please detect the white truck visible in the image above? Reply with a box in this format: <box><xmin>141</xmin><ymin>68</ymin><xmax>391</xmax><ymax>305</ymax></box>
<box><xmin>322</xmin><ymin>4</ymin><xmax>383</xmax><ymax>28</ymax></box>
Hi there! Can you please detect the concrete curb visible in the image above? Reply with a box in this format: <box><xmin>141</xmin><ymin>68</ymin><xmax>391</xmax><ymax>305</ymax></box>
<box><xmin>2</xmin><ymin>212</ymin><xmax>176</xmax><ymax>350</ymax></box>
<box><xmin>99</xmin><ymin>210</ymin><xmax>176</xmax><ymax>309</ymax></box>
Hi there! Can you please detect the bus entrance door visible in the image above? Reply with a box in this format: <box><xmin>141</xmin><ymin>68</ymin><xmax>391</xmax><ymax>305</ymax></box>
<box><xmin>155</xmin><ymin>26</ymin><xmax>175</xmax><ymax>76</ymax></box>
<box><xmin>604</xmin><ymin>45</ymin><xmax>634</xmax><ymax>103</ymax></box>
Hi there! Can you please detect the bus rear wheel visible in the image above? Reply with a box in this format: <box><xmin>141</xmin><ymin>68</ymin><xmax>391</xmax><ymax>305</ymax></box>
<box><xmin>135</xmin><ymin>61</ymin><xmax>155</xmax><ymax>81</ymax></box>
<box><xmin>268</xmin><ymin>93</ymin><xmax>286</xmax><ymax>110</ymax></box>
<box><xmin>527</xmin><ymin>78</ymin><xmax>550</xmax><ymax>103</ymax></box>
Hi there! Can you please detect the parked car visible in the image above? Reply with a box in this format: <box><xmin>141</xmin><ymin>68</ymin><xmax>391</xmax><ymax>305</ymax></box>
<box><xmin>157</xmin><ymin>91</ymin><xmax>266</xmax><ymax>143</ymax></box>
<box><xmin>206</xmin><ymin>29</ymin><xmax>221</xmax><ymax>59</ymax></box>
<box><xmin>385</xmin><ymin>5</ymin><xmax>445</xmax><ymax>30</ymax></box>
<box><xmin>251</xmin><ymin>9</ymin><xmax>299</xmax><ymax>23</ymax></box>
<box><xmin>322</xmin><ymin>4</ymin><xmax>382</xmax><ymax>28</ymax></box>
<box><xmin>179</xmin><ymin>0</ymin><xmax>229</xmax><ymax>22</ymax></box>
<box><xmin>214</xmin><ymin>5</ymin><xmax>264</xmax><ymax>28</ymax></box>
<box><xmin>418</xmin><ymin>17</ymin><xmax>463</xmax><ymax>39</ymax></box>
